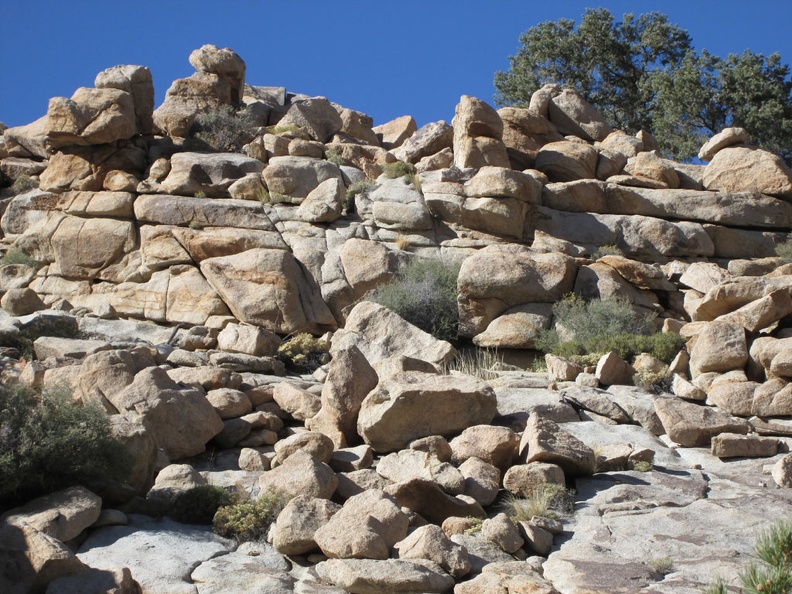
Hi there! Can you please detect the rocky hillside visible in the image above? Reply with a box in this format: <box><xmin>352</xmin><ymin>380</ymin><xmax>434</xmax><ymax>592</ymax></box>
<box><xmin>1</xmin><ymin>44</ymin><xmax>792</xmax><ymax>593</ymax></box>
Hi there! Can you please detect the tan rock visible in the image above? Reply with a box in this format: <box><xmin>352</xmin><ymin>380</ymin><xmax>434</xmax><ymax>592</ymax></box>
<box><xmin>160</xmin><ymin>152</ymin><xmax>264</xmax><ymax>198</ymax></box>
<box><xmin>752</xmin><ymin>380</ymin><xmax>792</xmax><ymax>417</ymax></box>
<box><xmin>535</xmin><ymin>140</ymin><xmax>598</xmax><ymax>182</ymax></box>
<box><xmin>546</xmin><ymin>354</ymin><xmax>583</xmax><ymax>382</ymax></box>
<box><xmin>771</xmin><ymin>453</ymin><xmax>792</xmax><ymax>487</ymax></box>
<box><xmin>296</xmin><ymin>177</ymin><xmax>344</xmax><ymax>223</ymax></box>
<box><xmin>704</xmin><ymin>147</ymin><xmax>792</xmax><ymax>198</ymax></box>
<box><xmin>689</xmin><ymin>321</ymin><xmax>748</xmax><ymax>376</ymax></box>
<box><xmin>307</xmin><ymin>344</ymin><xmax>379</xmax><ymax>448</ymax></box>
<box><xmin>698</xmin><ymin>127</ymin><xmax>749</xmax><ymax>162</ymax></box>
<box><xmin>711</xmin><ymin>433</ymin><xmax>778</xmax><ymax>458</ymax></box>
<box><xmin>262</xmin><ymin>156</ymin><xmax>343</xmax><ymax>203</ymax></box>
<box><xmin>595</xmin><ymin>351</ymin><xmax>635</xmax><ymax>386</ymax></box>
<box><xmin>272</xmin><ymin>382</ymin><xmax>322</xmax><ymax>421</ymax></box>
<box><xmin>679</xmin><ymin>262</ymin><xmax>731</xmax><ymax>294</ymax></box>
<box><xmin>457</xmin><ymin>245</ymin><xmax>577</xmax><ymax>338</ymax></box>
<box><xmin>314</xmin><ymin>558</ymin><xmax>454</xmax><ymax>594</ymax></box>
<box><xmin>385</xmin><ymin>478</ymin><xmax>485</xmax><ymax>524</ymax></box>
<box><xmin>548</xmin><ymin>88</ymin><xmax>612</xmax><ymax>141</ymax></box>
<box><xmin>0</xmin><ymin>522</ymin><xmax>88</xmax><ymax>594</ymax></box>
<box><xmin>481</xmin><ymin>513</ymin><xmax>524</xmax><ymax>554</ymax></box>
<box><xmin>2</xmin><ymin>486</ymin><xmax>101</xmax><ymax>543</ymax></box>
<box><xmin>216</xmin><ymin>322</ymin><xmax>280</xmax><ymax>357</ymax></box>
<box><xmin>153</xmin><ymin>73</ymin><xmax>231</xmax><ymax>138</ymax></box>
<box><xmin>112</xmin><ymin>367</ymin><xmax>223</xmax><ymax>460</ymax></box>
<box><xmin>454</xmin><ymin>561</ymin><xmax>559</xmax><ymax>594</ymax></box>
<box><xmin>134</xmin><ymin>195</ymin><xmax>275</xmax><ymax>230</ymax></box>
<box><xmin>188</xmin><ymin>44</ymin><xmax>246</xmax><ymax>103</ymax></box>
<box><xmin>654</xmin><ymin>397</ymin><xmax>748</xmax><ymax>447</ymax></box>
<box><xmin>201</xmin><ymin>248</ymin><xmax>335</xmax><ymax>334</ymax></box>
<box><xmin>44</xmin><ymin>566</ymin><xmax>141</xmax><ymax>594</ymax></box>
<box><xmin>332</xmin><ymin>301</ymin><xmax>455</xmax><ymax>366</ymax></box>
<box><xmin>258</xmin><ymin>450</ymin><xmax>338</xmax><ymax>500</ymax></box>
<box><xmin>672</xmin><ymin>374</ymin><xmax>706</xmax><ymax>402</ymax></box>
<box><xmin>520</xmin><ymin>416</ymin><xmax>595</xmax><ymax>476</ymax></box>
<box><xmin>376</xmin><ymin>450</ymin><xmax>464</xmax><ymax>495</ymax></box>
<box><xmin>716</xmin><ymin>289</ymin><xmax>792</xmax><ymax>333</ymax></box>
<box><xmin>95</xmin><ymin>64</ymin><xmax>155</xmax><ymax>135</ymax></box>
<box><xmin>50</xmin><ymin>216</ymin><xmax>136</xmax><ymax>280</ymax></box>
<box><xmin>373</xmin><ymin>115</ymin><xmax>417</xmax><ymax>149</ymax></box>
<box><xmin>458</xmin><ymin>457</ymin><xmax>500</xmax><ymax>507</ymax></box>
<box><xmin>4</xmin><ymin>116</ymin><xmax>50</xmax><ymax>159</ymax></box>
<box><xmin>449</xmin><ymin>425</ymin><xmax>519</xmax><ymax>470</ymax></box>
<box><xmin>503</xmin><ymin>462</ymin><xmax>566</xmax><ymax>498</ymax></box>
<box><xmin>277</xmin><ymin>97</ymin><xmax>343</xmax><ymax>143</ymax></box>
<box><xmin>314</xmin><ymin>489</ymin><xmax>409</xmax><ymax>559</ymax></box>
<box><xmin>391</xmin><ymin>121</ymin><xmax>453</xmax><ymax>164</ymax></box>
<box><xmin>624</xmin><ymin>151</ymin><xmax>679</xmax><ymax>188</ymax></box>
<box><xmin>601</xmin><ymin>130</ymin><xmax>643</xmax><ymax>159</ymax></box>
<box><xmin>357</xmin><ymin>368</ymin><xmax>496</xmax><ymax>452</ymax></box>
<box><xmin>275</xmin><ymin>431</ymin><xmax>334</xmax><ymax>465</ymax></box>
<box><xmin>46</xmin><ymin>87</ymin><xmax>136</xmax><ymax>149</ymax></box>
<box><xmin>205</xmin><ymin>388</ymin><xmax>252</xmax><ymax>419</ymax></box>
<box><xmin>394</xmin><ymin>524</ymin><xmax>471</xmax><ymax>579</ymax></box>
<box><xmin>271</xmin><ymin>494</ymin><xmax>341</xmax><ymax>555</ymax></box>
<box><xmin>1</xmin><ymin>287</ymin><xmax>46</xmax><ymax>315</ymax></box>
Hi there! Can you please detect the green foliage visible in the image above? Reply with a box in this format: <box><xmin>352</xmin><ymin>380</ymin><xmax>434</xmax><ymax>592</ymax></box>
<box><xmin>0</xmin><ymin>248</ymin><xmax>43</xmax><ymax>270</ymax></box>
<box><xmin>373</xmin><ymin>257</ymin><xmax>461</xmax><ymax>342</ymax></box>
<box><xmin>346</xmin><ymin>179</ymin><xmax>375</xmax><ymax>201</ymax></box>
<box><xmin>382</xmin><ymin>160</ymin><xmax>420</xmax><ymax>189</ymax></box>
<box><xmin>169</xmin><ymin>485</ymin><xmax>232</xmax><ymax>525</ymax></box>
<box><xmin>631</xmin><ymin>460</ymin><xmax>653</xmax><ymax>473</ymax></box>
<box><xmin>700</xmin><ymin>578</ymin><xmax>729</xmax><ymax>594</ymax></box>
<box><xmin>739</xmin><ymin>522</ymin><xmax>792</xmax><ymax>594</ymax></box>
<box><xmin>591</xmin><ymin>245</ymin><xmax>624</xmax><ymax>260</ymax></box>
<box><xmin>0</xmin><ymin>383</ymin><xmax>132</xmax><ymax>510</ymax></box>
<box><xmin>212</xmin><ymin>489</ymin><xmax>287</xmax><ymax>542</ymax></box>
<box><xmin>502</xmin><ymin>483</ymin><xmax>574</xmax><ymax>523</ymax></box>
<box><xmin>536</xmin><ymin>295</ymin><xmax>684</xmax><ymax>363</ymax></box>
<box><xmin>648</xmin><ymin>556</ymin><xmax>675</xmax><ymax>577</ymax></box>
<box><xmin>634</xmin><ymin>367</ymin><xmax>673</xmax><ymax>394</ymax></box>
<box><xmin>325</xmin><ymin>146</ymin><xmax>345</xmax><ymax>166</ymax></box>
<box><xmin>776</xmin><ymin>234</ymin><xmax>792</xmax><ymax>261</ymax></box>
<box><xmin>267</xmin><ymin>124</ymin><xmax>311</xmax><ymax>139</ymax></box>
<box><xmin>495</xmin><ymin>9</ymin><xmax>792</xmax><ymax>162</ymax></box>
<box><xmin>11</xmin><ymin>175</ymin><xmax>37</xmax><ymax>193</ymax></box>
<box><xmin>277</xmin><ymin>333</ymin><xmax>330</xmax><ymax>372</ymax></box>
<box><xmin>463</xmin><ymin>517</ymin><xmax>483</xmax><ymax>535</ymax></box>
<box><xmin>188</xmin><ymin>106</ymin><xmax>259</xmax><ymax>152</ymax></box>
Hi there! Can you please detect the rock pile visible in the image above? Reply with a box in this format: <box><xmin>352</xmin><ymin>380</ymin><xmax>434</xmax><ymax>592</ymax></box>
<box><xmin>2</xmin><ymin>44</ymin><xmax>792</xmax><ymax>593</ymax></box>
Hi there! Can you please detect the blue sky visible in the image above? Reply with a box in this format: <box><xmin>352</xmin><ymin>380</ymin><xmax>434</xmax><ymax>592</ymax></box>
<box><xmin>2</xmin><ymin>1</ymin><xmax>791</xmax><ymax>130</ymax></box>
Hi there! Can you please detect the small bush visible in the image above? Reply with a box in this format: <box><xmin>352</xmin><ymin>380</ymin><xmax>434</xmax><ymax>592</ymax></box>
<box><xmin>0</xmin><ymin>383</ymin><xmax>132</xmax><ymax>511</ymax></box>
<box><xmin>188</xmin><ymin>106</ymin><xmax>258</xmax><ymax>152</ymax></box>
<box><xmin>345</xmin><ymin>179</ymin><xmax>374</xmax><ymax>201</ymax></box>
<box><xmin>700</xmin><ymin>578</ymin><xmax>729</xmax><ymax>594</ymax></box>
<box><xmin>739</xmin><ymin>522</ymin><xmax>792</xmax><ymax>594</ymax></box>
<box><xmin>634</xmin><ymin>367</ymin><xmax>673</xmax><ymax>394</ymax></box>
<box><xmin>277</xmin><ymin>333</ymin><xmax>330</xmax><ymax>372</ymax></box>
<box><xmin>501</xmin><ymin>483</ymin><xmax>573</xmax><ymax>523</ymax></box>
<box><xmin>0</xmin><ymin>248</ymin><xmax>43</xmax><ymax>270</ymax></box>
<box><xmin>267</xmin><ymin>124</ymin><xmax>311</xmax><ymax>140</ymax></box>
<box><xmin>373</xmin><ymin>257</ymin><xmax>460</xmax><ymax>342</ymax></box>
<box><xmin>11</xmin><ymin>175</ymin><xmax>37</xmax><ymax>193</ymax></box>
<box><xmin>463</xmin><ymin>517</ymin><xmax>483</xmax><ymax>535</ymax></box>
<box><xmin>775</xmin><ymin>234</ymin><xmax>792</xmax><ymax>261</ymax></box>
<box><xmin>631</xmin><ymin>460</ymin><xmax>653</xmax><ymax>473</ymax></box>
<box><xmin>169</xmin><ymin>485</ymin><xmax>232</xmax><ymax>525</ymax></box>
<box><xmin>536</xmin><ymin>295</ymin><xmax>685</xmax><ymax>363</ymax></box>
<box><xmin>448</xmin><ymin>349</ymin><xmax>503</xmax><ymax>381</ymax></box>
<box><xmin>648</xmin><ymin>556</ymin><xmax>675</xmax><ymax>577</ymax></box>
<box><xmin>213</xmin><ymin>489</ymin><xmax>287</xmax><ymax>542</ymax></box>
<box><xmin>383</xmin><ymin>160</ymin><xmax>417</xmax><ymax>179</ymax></box>
<box><xmin>325</xmin><ymin>146</ymin><xmax>345</xmax><ymax>166</ymax></box>
<box><xmin>591</xmin><ymin>244</ymin><xmax>624</xmax><ymax>260</ymax></box>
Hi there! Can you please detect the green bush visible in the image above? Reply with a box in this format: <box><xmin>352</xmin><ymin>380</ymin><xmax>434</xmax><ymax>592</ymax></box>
<box><xmin>0</xmin><ymin>383</ymin><xmax>132</xmax><ymax>510</ymax></box>
<box><xmin>591</xmin><ymin>244</ymin><xmax>624</xmax><ymax>260</ymax></box>
<box><xmin>739</xmin><ymin>522</ymin><xmax>792</xmax><ymax>594</ymax></box>
<box><xmin>188</xmin><ymin>106</ymin><xmax>259</xmax><ymax>152</ymax></box>
<box><xmin>775</xmin><ymin>233</ymin><xmax>792</xmax><ymax>261</ymax></box>
<box><xmin>0</xmin><ymin>248</ymin><xmax>43</xmax><ymax>269</ymax></box>
<box><xmin>169</xmin><ymin>485</ymin><xmax>232</xmax><ymax>525</ymax></box>
<box><xmin>383</xmin><ymin>160</ymin><xmax>416</xmax><ymax>179</ymax></box>
<box><xmin>373</xmin><ymin>257</ymin><xmax>461</xmax><ymax>342</ymax></box>
<box><xmin>501</xmin><ymin>483</ymin><xmax>574</xmax><ymax>523</ymax></box>
<box><xmin>536</xmin><ymin>295</ymin><xmax>685</xmax><ymax>363</ymax></box>
<box><xmin>212</xmin><ymin>489</ymin><xmax>287</xmax><ymax>542</ymax></box>
<box><xmin>277</xmin><ymin>333</ymin><xmax>330</xmax><ymax>372</ymax></box>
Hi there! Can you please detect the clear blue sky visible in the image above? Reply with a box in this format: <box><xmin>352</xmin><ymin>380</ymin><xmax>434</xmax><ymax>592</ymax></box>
<box><xmin>2</xmin><ymin>1</ymin><xmax>791</xmax><ymax>130</ymax></box>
